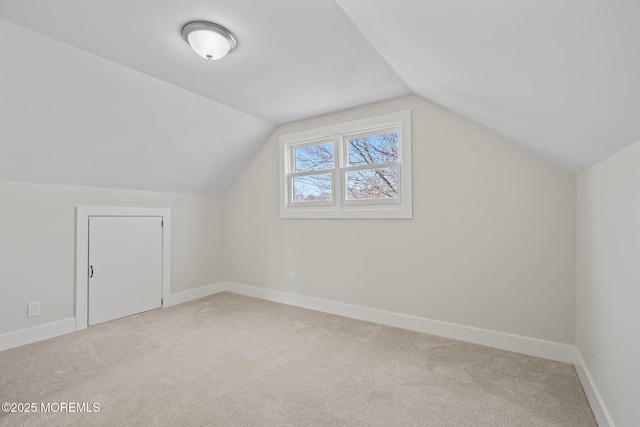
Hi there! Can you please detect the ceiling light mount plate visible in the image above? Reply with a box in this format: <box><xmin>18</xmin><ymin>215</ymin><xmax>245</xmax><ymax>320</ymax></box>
<box><xmin>182</xmin><ymin>21</ymin><xmax>237</xmax><ymax>60</ymax></box>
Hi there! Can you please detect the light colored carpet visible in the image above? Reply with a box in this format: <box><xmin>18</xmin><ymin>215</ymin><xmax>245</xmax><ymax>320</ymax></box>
<box><xmin>0</xmin><ymin>292</ymin><xmax>596</xmax><ymax>426</ymax></box>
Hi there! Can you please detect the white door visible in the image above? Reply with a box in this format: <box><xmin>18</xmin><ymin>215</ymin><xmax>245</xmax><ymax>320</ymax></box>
<box><xmin>88</xmin><ymin>216</ymin><xmax>163</xmax><ymax>325</ymax></box>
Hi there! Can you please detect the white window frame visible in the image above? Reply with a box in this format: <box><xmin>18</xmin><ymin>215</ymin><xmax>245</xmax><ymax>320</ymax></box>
<box><xmin>280</xmin><ymin>110</ymin><xmax>412</xmax><ymax>219</ymax></box>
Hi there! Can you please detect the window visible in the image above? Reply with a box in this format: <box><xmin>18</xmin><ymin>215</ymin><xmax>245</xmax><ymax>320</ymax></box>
<box><xmin>280</xmin><ymin>110</ymin><xmax>412</xmax><ymax>218</ymax></box>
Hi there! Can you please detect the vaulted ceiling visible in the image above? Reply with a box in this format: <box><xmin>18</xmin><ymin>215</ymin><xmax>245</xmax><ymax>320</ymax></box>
<box><xmin>1</xmin><ymin>1</ymin><xmax>638</xmax><ymax>194</ymax></box>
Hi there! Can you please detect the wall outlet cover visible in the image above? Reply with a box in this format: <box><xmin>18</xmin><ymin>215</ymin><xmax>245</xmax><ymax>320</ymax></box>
<box><xmin>27</xmin><ymin>301</ymin><xmax>41</xmax><ymax>318</ymax></box>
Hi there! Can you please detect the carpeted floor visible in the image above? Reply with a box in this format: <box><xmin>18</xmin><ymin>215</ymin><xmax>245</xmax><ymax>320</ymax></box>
<box><xmin>0</xmin><ymin>292</ymin><xmax>596</xmax><ymax>426</ymax></box>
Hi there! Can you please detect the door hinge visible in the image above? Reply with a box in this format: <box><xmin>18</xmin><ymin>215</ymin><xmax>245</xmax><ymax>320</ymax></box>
<box><xmin>161</xmin><ymin>220</ymin><xmax>163</xmax><ymax>227</ymax></box>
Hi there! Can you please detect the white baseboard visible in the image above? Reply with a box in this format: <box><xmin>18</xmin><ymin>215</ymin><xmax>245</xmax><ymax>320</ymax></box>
<box><xmin>0</xmin><ymin>282</ymin><xmax>577</xmax><ymax>366</ymax></box>
<box><xmin>0</xmin><ymin>282</ymin><xmax>606</xmax><ymax>425</ymax></box>
<box><xmin>0</xmin><ymin>318</ymin><xmax>76</xmax><ymax>352</ymax></box>
<box><xmin>165</xmin><ymin>282</ymin><xmax>226</xmax><ymax>307</ymax></box>
<box><xmin>574</xmin><ymin>349</ymin><xmax>614</xmax><ymax>427</ymax></box>
<box><xmin>222</xmin><ymin>282</ymin><xmax>576</xmax><ymax>364</ymax></box>
<box><xmin>0</xmin><ymin>283</ymin><xmax>226</xmax><ymax>353</ymax></box>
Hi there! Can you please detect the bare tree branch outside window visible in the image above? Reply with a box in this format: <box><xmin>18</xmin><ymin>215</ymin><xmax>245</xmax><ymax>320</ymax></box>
<box><xmin>282</xmin><ymin>111</ymin><xmax>410</xmax><ymax>218</ymax></box>
<box><xmin>293</xmin><ymin>143</ymin><xmax>333</xmax><ymax>202</ymax></box>
<box><xmin>294</xmin><ymin>143</ymin><xmax>334</xmax><ymax>172</ymax></box>
<box><xmin>346</xmin><ymin>132</ymin><xmax>398</xmax><ymax>200</ymax></box>
<box><xmin>293</xmin><ymin>174</ymin><xmax>332</xmax><ymax>202</ymax></box>
<box><xmin>290</xmin><ymin>131</ymin><xmax>399</xmax><ymax>203</ymax></box>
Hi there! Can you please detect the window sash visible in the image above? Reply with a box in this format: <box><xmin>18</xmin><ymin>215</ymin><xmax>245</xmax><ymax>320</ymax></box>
<box><xmin>342</xmin><ymin>163</ymin><xmax>402</xmax><ymax>205</ymax></box>
<box><xmin>342</xmin><ymin>125</ymin><xmax>401</xmax><ymax>168</ymax></box>
<box><xmin>340</xmin><ymin>126</ymin><xmax>401</xmax><ymax>205</ymax></box>
<box><xmin>289</xmin><ymin>170</ymin><xmax>335</xmax><ymax>206</ymax></box>
<box><xmin>290</xmin><ymin>138</ymin><xmax>335</xmax><ymax>174</ymax></box>
<box><xmin>287</xmin><ymin>138</ymin><xmax>336</xmax><ymax>206</ymax></box>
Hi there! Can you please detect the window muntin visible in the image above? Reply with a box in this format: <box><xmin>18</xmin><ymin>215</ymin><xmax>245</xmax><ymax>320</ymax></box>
<box><xmin>280</xmin><ymin>110</ymin><xmax>411</xmax><ymax>218</ymax></box>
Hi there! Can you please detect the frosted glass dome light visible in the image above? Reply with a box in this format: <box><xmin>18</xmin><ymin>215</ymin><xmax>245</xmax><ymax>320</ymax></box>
<box><xmin>182</xmin><ymin>21</ymin><xmax>237</xmax><ymax>61</ymax></box>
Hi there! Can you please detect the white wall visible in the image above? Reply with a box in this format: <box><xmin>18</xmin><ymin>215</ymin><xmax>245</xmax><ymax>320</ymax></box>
<box><xmin>576</xmin><ymin>140</ymin><xmax>640</xmax><ymax>426</ymax></box>
<box><xmin>0</xmin><ymin>181</ymin><xmax>223</xmax><ymax>335</ymax></box>
<box><xmin>223</xmin><ymin>95</ymin><xmax>577</xmax><ymax>345</ymax></box>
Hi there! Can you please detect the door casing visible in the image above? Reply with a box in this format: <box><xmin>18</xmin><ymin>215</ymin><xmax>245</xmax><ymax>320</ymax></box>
<box><xmin>75</xmin><ymin>206</ymin><xmax>171</xmax><ymax>331</ymax></box>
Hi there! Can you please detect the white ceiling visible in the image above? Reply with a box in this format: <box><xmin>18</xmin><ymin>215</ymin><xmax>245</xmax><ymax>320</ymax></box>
<box><xmin>1</xmin><ymin>0</ymin><xmax>639</xmax><ymax>194</ymax></box>
<box><xmin>336</xmin><ymin>0</ymin><xmax>640</xmax><ymax>172</ymax></box>
<box><xmin>0</xmin><ymin>19</ymin><xmax>273</xmax><ymax>195</ymax></box>
<box><xmin>0</xmin><ymin>0</ymin><xmax>410</xmax><ymax>124</ymax></box>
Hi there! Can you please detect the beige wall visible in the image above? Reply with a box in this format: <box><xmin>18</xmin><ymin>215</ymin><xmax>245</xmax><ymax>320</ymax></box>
<box><xmin>576</xmin><ymin>140</ymin><xmax>640</xmax><ymax>426</ymax></box>
<box><xmin>0</xmin><ymin>181</ymin><xmax>223</xmax><ymax>335</ymax></box>
<box><xmin>223</xmin><ymin>95</ymin><xmax>577</xmax><ymax>344</ymax></box>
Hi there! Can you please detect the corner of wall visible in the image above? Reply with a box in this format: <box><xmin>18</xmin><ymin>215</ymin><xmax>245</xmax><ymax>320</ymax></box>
<box><xmin>574</xmin><ymin>348</ymin><xmax>615</xmax><ymax>427</ymax></box>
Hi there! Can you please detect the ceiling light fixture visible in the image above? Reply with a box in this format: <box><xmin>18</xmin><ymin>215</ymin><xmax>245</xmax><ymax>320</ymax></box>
<box><xmin>182</xmin><ymin>21</ymin><xmax>237</xmax><ymax>61</ymax></box>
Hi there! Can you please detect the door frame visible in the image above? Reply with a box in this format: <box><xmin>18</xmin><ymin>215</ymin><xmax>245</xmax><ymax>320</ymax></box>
<box><xmin>75</xmin><ymin>206</ymin><xmax>171</xmax><ymax>331</ymax></box>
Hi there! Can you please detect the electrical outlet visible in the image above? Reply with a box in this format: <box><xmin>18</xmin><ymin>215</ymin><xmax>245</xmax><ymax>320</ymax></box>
<box><xmin>27</xmin><ymin>302</ymin><xmax>41</xmax><ymax>318</ymax></box>
<box><xmin>288</xmin><ymin>272</ymin><xmax>296</xmax><ymax>283</ymax></box>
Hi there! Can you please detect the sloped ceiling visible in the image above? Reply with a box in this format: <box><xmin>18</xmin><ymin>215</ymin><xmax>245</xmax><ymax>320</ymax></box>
<box><xmin>0</xmin><ymin>19</ymin><xmax>274</xmax><ymax>195</ymax></box>
<box><xmin>336</xmin><ymin>0</ymin><xmax>640</xmax><ymax>172</ymax></box>
<box><xmin>1</xmin><ymin>1</ymin><xmax>639</xmax><ymax>194</ymax></box>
